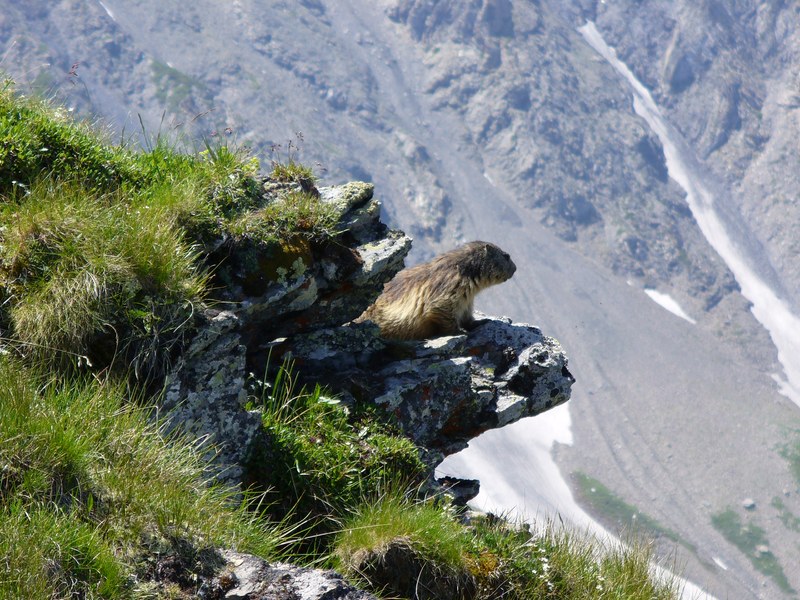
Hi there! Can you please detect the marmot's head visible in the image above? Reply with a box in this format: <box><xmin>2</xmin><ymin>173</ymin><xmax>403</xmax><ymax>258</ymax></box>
<box><xmin>458</xmin><ymin>241</ymin><xmax>516</xmax><ymax>285</ymax></box>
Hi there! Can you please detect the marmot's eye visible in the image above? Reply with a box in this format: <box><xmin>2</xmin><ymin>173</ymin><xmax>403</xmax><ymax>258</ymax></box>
<box><xmin>503</xmin><ymin>253</ymin><xmax>510</xmax><ymax>260</ymax></box>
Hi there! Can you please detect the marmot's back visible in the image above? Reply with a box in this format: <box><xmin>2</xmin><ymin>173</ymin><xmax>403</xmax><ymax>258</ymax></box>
<box><xmin>355</xmin><ymin>241</ymin><xmax>516</xmax><ymax>340</ymax></box>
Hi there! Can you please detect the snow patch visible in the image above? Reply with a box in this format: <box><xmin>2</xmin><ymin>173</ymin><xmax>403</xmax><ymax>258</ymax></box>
<box><xmin>437</xmin><ymin>403</ymin><xmax>592</xmax><ymax>527</ymax></box>
<box><xmin>438</xmin><ymin>402</ymin><xmax>715</xmax><ymax>600</ymax></box>
<box><xmin>97</xmin><ymin>0</ymin><xmax>116</xmax><ymax>21</ymax></box>
<box><xmin>644</xmin><ymin>289</ymin><xmax>696</xmax><ymax>324</ymax></box>
<box><xmin>579</xmin><ymin>20</ymin><xmax>800</xmax><ymax>408</ymax></box>
<box><xmin>712</xmin><ymin>556</ymin><xmax>729</xmax><ymax>571</ymax></box>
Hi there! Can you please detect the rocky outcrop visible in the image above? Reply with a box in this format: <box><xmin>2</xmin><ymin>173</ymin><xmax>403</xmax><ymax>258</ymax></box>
<box><xmin>161</xmin><ymin>310</ymin><xmax>258</xmax><ymax>484</ymax></box>
<box><xmin>271</xmin><ymin>314</ymin><xmax>572</xmax><ymax>461</ymax></box>
<box><xmin>206</xmin><ymin>551</ymin><xmax>377</xmax><ymax>600</ymax></box>
<box><xmin>145</xmin><ymin>549</ymin><xmax>377</xmax><ymax>600</ymax></box>
<box><xmin>212</xmin><ymin>180</ymin><xmax>412</xmax><ymax>342</ymax></box>
<box><xmin>162</xmin><ymin>181</ymin><xmax>411</xmax><ymax>483</ymax></box>
<box><xmin>161</xmin><ymin>181</ymin><xmax>573</xmax><ymax>487</ymax></box>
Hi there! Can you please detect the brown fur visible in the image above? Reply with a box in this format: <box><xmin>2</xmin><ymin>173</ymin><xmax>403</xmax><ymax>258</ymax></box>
<box><xmin>355</xmin><ymin>241</ymin><xmax>516</xmax><ymax>340</ymax></box>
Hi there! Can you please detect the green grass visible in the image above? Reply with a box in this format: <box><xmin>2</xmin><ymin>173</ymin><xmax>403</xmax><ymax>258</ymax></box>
<box><xmin>711</xmin><ymin>508</ymin><xmax>794</xmax><ymax>593</ymax></box>
<box><xmin>230</xmin><ymin>189</ymin><xmax>339</xmax><ymax>244</ymax></box>
<box><xmin>247</xmin><ymin>362</ymin><xmax>427</xmax><ymax>543</ymax></box>
<box><xmin>267</xmin><ymin>133</ymin><xmax>316</xmax><ymax>187</ymax></box>
<box><xmin>0</xmin><ymin>79</ymin><xmax>144</xmax><ymax>193</ymax></box>
<box><xmin>329</xmin><ymin>496</ymin><xmax>682</xmax><ymax>600</ymax></box>
<box><xmin>269</xmin><ymin>159</ymin><xmax>317</xmax><ymax>187</ymax></box>
<box><xmin>1</xmin><ymin>505</ymin><xmax>127</xmax><ymax>599</ymax></box>
<box><xmin>0</xmin><ymin>178</ymin><xmax>207</xmax><ymax>376</ymax></box>
<box><xmin>0</xmin><ymin>358</ymin><xmax>293</xmax><ymax>599</ymax></box>
<box><xmin>332</xmin><ymin>491</ymin><xmax>468</xmax><ymax>573</ymax></box>
<box><xmin>331</xmin><ymin>491</ymin><xmax>474</xmax><ymax>599</ymax></box>
<box><xmin>0</xmin><ymin>79</ymin><xmax>339</xmax><ymax>380</ymax></box>
<box><xmin>469</xmin><ymin>517</ymin><xmax>682</xmax><ymax>600</ymax></box>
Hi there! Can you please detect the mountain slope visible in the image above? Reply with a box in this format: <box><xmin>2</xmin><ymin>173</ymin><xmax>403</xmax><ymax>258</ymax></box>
<box><xmin>594</xmin><ymin>0</ymin><xmax>800</xmax><ymax>307</ymax></box>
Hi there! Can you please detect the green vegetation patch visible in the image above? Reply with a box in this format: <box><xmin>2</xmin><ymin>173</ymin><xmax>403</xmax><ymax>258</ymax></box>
<box><xmin>711</xmin><ymin>507</ymin><xmax>794</xmax><ymax>593</ymax></box>
<box><xmin>332</xmin><ymin>492</ymin><xmax>474</xmax><ymax>599</ymax></box>
<box><xmin>572</xmin><ymin>472</ymin><xmax>682</xmax><ymax>544</ymax></box>
<box><xmin>0</xmin><ymin>178</ymin><xmax>207</xmax><ymax>376</ymax></box>
<box><xmin>333</xmin><ymin>491</ymin><xmax>468</xmax><ymax>572</ymax></box>
<box><xmin>269</xmin><ymin>158</ymin><xmax>316</xmax><ymax>188</ymax></box>
<box><xmin>1</xmin><ymin>506</ymin><xmax>127</xmax><ymax>600</ymax></box>
<box><xmin>246</xmin><ymin>363</ymin><xmax>427</xmax><ymax>544</ymax></box>
<box><xmin>771</xmin><ymin>497</ymin><xmax>800</xmax><ymax>533</ymax></box>
<box><xmin>267</xmin><ymin>134</ymin><xmax>316</xmax><ymax>188</ymax></box>
<box><xmin>329</xmin><ymin>498</ymin><xmax>682</xmax><ymax>600</ymax></box>
<box><xmin>0</xmin><ymin>358</ymin><xmax>289</xmax><ymax>599</ymax></box>
<box><xmin>0</xmin><ymin>80</ymin><xmax>144</xmax><ymax>193</ymax></box>
<box><xmin>230</xmin><ymin>189</ymin><xmax>339</xmax><ymax>245</ymax></box>
<box><xmin>779</xmin><ymin>428</ymin><xmax>800</xmax><ymax>488</ymax></box>
<box><xmin>468</xmin><ymin>517</ymin><xmax>681</xmax><ymax>600</ymax></box>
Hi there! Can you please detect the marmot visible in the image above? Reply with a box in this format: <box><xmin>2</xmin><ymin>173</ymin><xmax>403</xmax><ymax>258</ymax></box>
<box><xmin>355</xmin><ymin>241</ymin><xmax>516</xmax><ymax>340</ymax></box>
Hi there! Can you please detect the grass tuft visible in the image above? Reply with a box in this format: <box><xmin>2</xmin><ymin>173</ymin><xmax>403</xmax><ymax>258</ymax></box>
<box><xmin>467</xmin><ymin>516</ymin><xmax>682</xmax><ymax>599</ymax></box>
<box><xmin>329</xmin><ymin>497</ymin><xmax>683</xmax><ymax>600</ymax></box>
<box><xmin>0</xmin><ymin>357</ymin><xmax>293</xmax><ymax>598</ymax></box>
<box><xmin>0</xmin><ymin>81</ymin><xmax>143</xmax><ymax>193</ymax></box>
<box><xmin>231</xmin><ymin>189</ymin><xmax>340</xmax><ymax>244</ymax></box>
<box><xmin>332</xmin><ymin>490</ymin><xmax>469</xmax><ymax>573</ymax></box>
<box><xmin>267</xmin><ymin>132</ymin><xmax>317</xmax><ymax>188</ymax></box>
<box><xmin>0</xmin><ymin>178</ymin><xmax>206</xmax><ymax>376</ymax></box>
<box><xmin>0</xmin><ymin>505</ymin><xmax>127</xmax><ymax>600</ymax></box>
<box><xmin>246</xmin><ymin>362</ymin><xmax>426</xmax><ymax>547</ymax></box>
<box><xmin>270</xmin><ymin>159</ymin><xmax>317</xmax><ymax>188</ymax></box>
